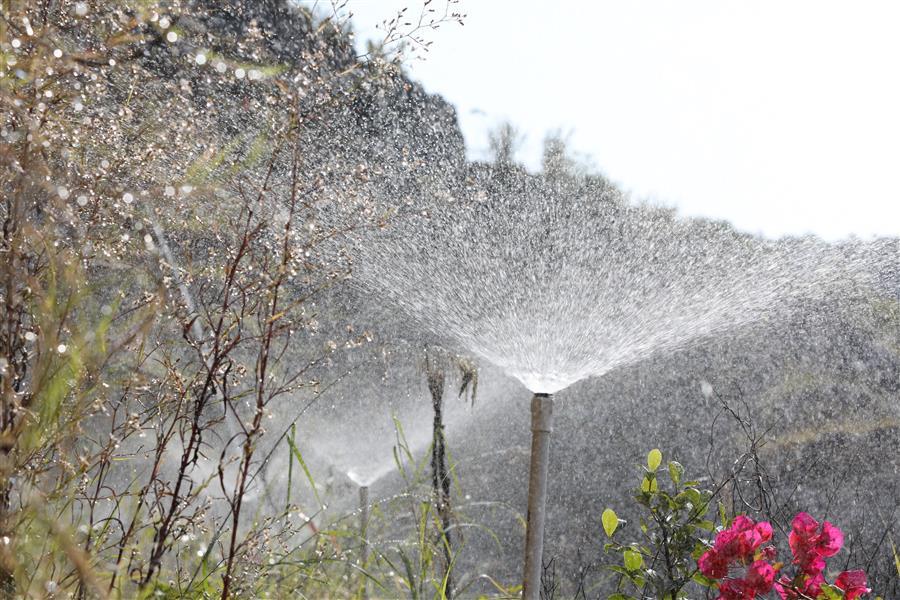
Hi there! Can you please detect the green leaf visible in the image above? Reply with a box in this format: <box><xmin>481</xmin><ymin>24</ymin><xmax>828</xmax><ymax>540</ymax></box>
<box><xmin>647</xmin><ymin>449</ymin><xmax>662</xmax><ymax>472</ymax></box>
<box><xmin>602</xmin><ymin>508</ymin><xmax>619</xmax><ymax>538</ymax></box>
<box><xmin>692</xmin><ymin>572</ymin><xmax>717</xmax><ymax>587</ymax></box>
<box><xmin>623</xmin><ymin>549</ymin><xmax>643</xmax><ymax>571</ymax></box>
<box><xmin>640</xmin><ymin>475</ymin><xmax>658</xmax><ymax>493</ymax></box>
<box><xmin>286</xmin><ymin>427</ymin><xmax>322</xmax><ymax>509</ymax></box>
<box><xmin>691</xmin><ymin>544</ymin><xmax>707</xmax><ymax>560</ymax></box>
<box><xmin>818</xmin><ymin>584</ymin><xmax>843</xmax><ymax>600</ymax></box>
<box><xmin>696</xmin><ymin>519</ymin><xmax>716</xmax><ymax>531</ymax></box>
<box><xmin>682</xmin><ymin>488</ymin><xmax>703</xmax><ymax>508</ymax></box>
<box><xmin>668</xmin><ymin>460</ymin><xmax>684</xmax><ymax>485</ymax></box>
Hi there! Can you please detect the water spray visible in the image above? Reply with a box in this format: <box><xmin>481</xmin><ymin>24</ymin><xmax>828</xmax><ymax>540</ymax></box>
<box><xmin>355</xmin><ymin>170</ymin><xmax>892</xmax><ymax>596</ymax></box>
<box><xmin>523</xmin><ymin>393</ymin><xmax>554</xmax><ymax>599</ymax></box>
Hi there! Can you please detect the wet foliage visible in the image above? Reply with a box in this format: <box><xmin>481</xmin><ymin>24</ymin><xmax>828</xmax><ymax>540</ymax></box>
<box><xmin>0</xmin><ymin>1</ymin><xmax>897</xmax><ymax>598</ymax></box>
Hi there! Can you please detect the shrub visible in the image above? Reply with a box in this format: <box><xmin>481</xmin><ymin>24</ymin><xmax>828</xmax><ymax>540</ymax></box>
<box><xmin>601</xmin><ymin>450</ymin><xmax>880</xmax><ymax>600</ymax></box>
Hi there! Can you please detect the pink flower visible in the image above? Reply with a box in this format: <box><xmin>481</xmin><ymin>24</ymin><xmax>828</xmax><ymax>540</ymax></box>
<box><xmin>835</xmin><ymin>570</ymin><xmax>870</xmax><ymax>599</ymax></box>
<box><xmin>745</xmin><ymin>559</ymin><xmax>776</xmax><ymax>594</ymax></box>
<box><xmin>717</xmin><ymin>578</ymin><xmax>753</xmax><ymax>600</ymax></box>
<box><xmin>699</xmin><ymin>516</ymin><xmax>778</xmax><ymax>599</ymax></box>
<box><xmin>788</xmin><ymin>512</ymin><xmax>843</xmax><ymax>576</ymax></box>
<box><xmin>698</xmin><ymin>513</ymin><xmax>871</xmax><ymax>600</ymax></box>
<box><xmin>715</xmin><ymin>562</ymin><xmax>774</xmax><ymax>600</ymax></box>
<box><xmin>699</xmin><ymin>515</ymin><xmax>775</xmax><ymax>579</ymax></box>
<box><xmin>699</xmin><ymin>549</ymin><xmax>730</xmax><ymax>579</ymax></box>
<box><xmin>775</xmin><ymin>571</ymin><xmax>825</xmax><ymax>600</ymax></box>
<box><xmin>774</xmin><ymin>577</ymin><xmax>793</xmax><ymax>599</ymax></box>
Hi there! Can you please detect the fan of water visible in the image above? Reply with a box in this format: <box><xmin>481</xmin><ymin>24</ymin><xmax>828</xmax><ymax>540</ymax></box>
<box><xmin>355</xmin><ymin>169</ymin><xmax>893</xmax><ymax>393</ymax></box>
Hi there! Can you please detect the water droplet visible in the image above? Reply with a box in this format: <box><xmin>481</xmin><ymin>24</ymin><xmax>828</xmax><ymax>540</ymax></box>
<box><xmin>166</xmin><ymin>31</ymin><xmax>178</xmax><ymax>43</ymax></box>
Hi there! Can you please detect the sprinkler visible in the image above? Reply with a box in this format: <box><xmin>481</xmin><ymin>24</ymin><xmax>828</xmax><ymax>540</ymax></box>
<box><xmin>523</xmin><ymin>392</ymin><xmax>554</xmax><ymax>599</ymax></box>
<box><xmin>359</xmin><ymin>484</ymin><xmax>370</xmax><ymax>599</ymax></box>
<box><xmin>354</xmin><ymin>168</ymin><xmax>890</xmax><ymax>598</ymax></box>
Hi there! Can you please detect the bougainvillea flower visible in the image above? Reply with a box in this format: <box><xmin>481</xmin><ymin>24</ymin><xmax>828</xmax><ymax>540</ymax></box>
<box><xmin>698</xmin><ymin>516</ymin><xmax>778</xmax><ymax>598</ymax></box>
<box><xmin>699</xmin><ymin>515</ymin><xmax>775</xmax><ymax>579</ymax></box>
<box><xmin>699</xmin><ymin>549</ymin><xmax>730</xmax><ymax>579</ymax></box>
<box><xmin>745</xmin><ymin>559</ymin><xmax>776</xmax><ymax>594</ymax></box>
<box><xmin>705</xmin><ymin>513</ymin><xmax>869</xmax><ymax>600</ymax></box>
<box><xmin>774</xmin><ymin>576</ymin><xmax>793</xmax><ymax>599</ymax></box>
<box><xmin>788</xmin><ymin>512</ymin><xmax>843</xmax><ymax>576</ymax></box>
<box><xmin>714</xmin><ymin>560</ymin><xmax>776</xmax><ymax>599</ymax></box>
<box><xmin>835</xmin><ymin>570</ymin><xmax>870</xmax><ymax>599</ymax></box>
<box><xmin>716</xmin><ymin>578</ymin><xmax>752</xmax><ymax>600</ymax></box>
<box><xmin>775</xmin><ymin>571</ymin><xmax>825</xmax><ymax>600</ymax></box>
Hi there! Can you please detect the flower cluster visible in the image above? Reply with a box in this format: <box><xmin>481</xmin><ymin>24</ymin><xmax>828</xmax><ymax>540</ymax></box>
<box><xmin>775</xmin><ymin>513</ymin><xmax>870</xmax><ymax>600</ymax></box>
<box><xmin>698</xmin><ymin>515</ymin><xmax>777</xmax><ymax>599</ymax></box>
<box><xmin>698</xmin><ymin>513</ymin><xmax>871</xmax><ymax>600</ymax></box>
<box><xmin>833</xmin><ymin>571</ymin><xmax>871</xmax><ymax>600</ymax></box>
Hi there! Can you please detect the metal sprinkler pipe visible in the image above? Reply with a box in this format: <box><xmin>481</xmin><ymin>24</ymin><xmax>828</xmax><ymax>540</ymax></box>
<box><xmin>359</xmin><ymin>485</ymin><xmax>370</xmax><ymax>599</ymax></box>
<box><xmin>522</xmin><ymin>392</ymin><xmax>554</xmax><ymax>599</ymax></box>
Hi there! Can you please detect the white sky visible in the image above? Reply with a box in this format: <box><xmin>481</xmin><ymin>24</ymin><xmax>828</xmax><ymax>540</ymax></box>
<box><xmin>340</xmin><ymin>1</ymin><xmax>900</xmax><ymax>241</ymax></box>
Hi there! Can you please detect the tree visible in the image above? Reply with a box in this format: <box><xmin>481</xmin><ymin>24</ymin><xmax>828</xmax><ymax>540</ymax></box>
<box><xmin>488</xmin><ymin>121</ymin><xmax>523</xmax><ymax>168</ymax></box>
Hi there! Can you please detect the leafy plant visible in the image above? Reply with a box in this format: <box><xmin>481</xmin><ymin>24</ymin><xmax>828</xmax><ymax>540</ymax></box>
<box><xmin>601</xmin><ymin>449</ymin><xmax>716</xmax><ymax>599</ymax></box>
<box><xmin>601</xmin><ymin>450</ymin><xmax>880</xmax><ymax>600</ymax></box>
